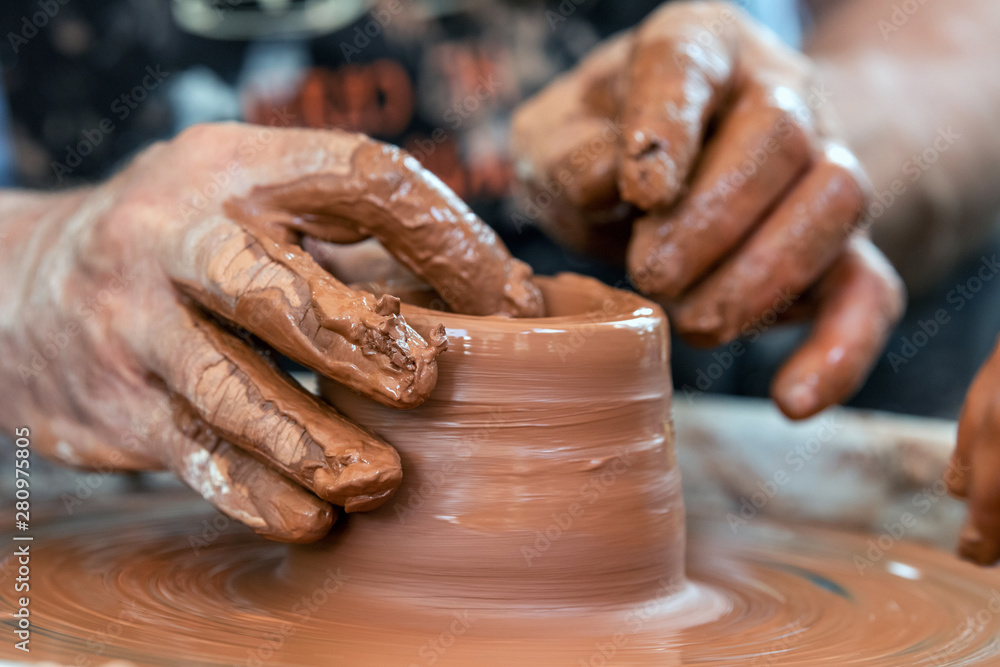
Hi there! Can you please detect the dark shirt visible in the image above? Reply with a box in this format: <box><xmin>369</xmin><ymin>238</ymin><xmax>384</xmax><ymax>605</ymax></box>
<box><xmin>2</xmin><ymin>0</ymin><xmax>991</xmax><ymax>419</ymax></box>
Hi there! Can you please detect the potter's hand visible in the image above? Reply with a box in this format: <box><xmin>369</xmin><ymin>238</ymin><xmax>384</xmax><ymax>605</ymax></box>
<box><xmin>948</xmin><ymin>341</ymin><xmax>1000</xmax><ymax>565</ymax></box>
<box><xmin>0</xmin><ymin>122</ymin><xmax>542</xmax><ymax>542</ymax></box>
<box><xmin>511</xmin><ymin>1</ymin><xmax>904</xmax><ymax>419</ymax></box>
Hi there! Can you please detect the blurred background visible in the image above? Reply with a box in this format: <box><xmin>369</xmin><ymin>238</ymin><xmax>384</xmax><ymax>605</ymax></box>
<box><xmin>2</xmin><ymin>0</ymin><xmax>998</xmax><ymax>420</ymax></box>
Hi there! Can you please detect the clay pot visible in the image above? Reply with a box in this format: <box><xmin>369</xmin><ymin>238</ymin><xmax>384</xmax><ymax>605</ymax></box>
<box><xmin>294</xmin><ymin>273</ymin><xmax>685</xmax><ymax>608</ymax></box>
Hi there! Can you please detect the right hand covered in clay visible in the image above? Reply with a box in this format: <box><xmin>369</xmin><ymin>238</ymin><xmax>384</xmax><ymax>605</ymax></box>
<box><xmin>948</xmin><ymin>341</ymin><xmax>1000</xmax><ymax>565</ymax></box>
<box><xmin>0</xmin><ymin>122</ymin><xmax>542</xmax><ymax>542</ymax></box>
<box><xmin>511</xmin><ymin>1</ymin><xmax>905</xmax><ymax>420</ymax></box>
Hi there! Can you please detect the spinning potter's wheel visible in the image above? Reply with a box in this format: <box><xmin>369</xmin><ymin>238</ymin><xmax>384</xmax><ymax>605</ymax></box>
<box><xmin>3</xmin><ymin>275</ymin><xmax>999</xmax><ymax>666</ymax></box>
<box><xmin>2</xmin><ymin>499</ymin><xmax>1000</xmax><ymax>665</ymax></box>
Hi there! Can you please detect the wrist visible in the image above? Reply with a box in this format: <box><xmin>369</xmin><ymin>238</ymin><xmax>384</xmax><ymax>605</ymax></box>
<box><xmin>0</xmin><ymin>186</ymin><xmax>95</xmax><ymax>335</ymax></box>
<box><xmin>0</xmin><ymin>188</ymin><xmax>94</xmax><ymax>262</ymax></box>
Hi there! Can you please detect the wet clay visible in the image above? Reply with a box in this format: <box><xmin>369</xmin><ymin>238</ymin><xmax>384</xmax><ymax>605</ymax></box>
<box><xmin>3</xmin><ymin>274</ymin><xmax>999</xmax><ymax>665</ymax></box>
<box><xmin>303</xmin><ymin>273</ymin><xmax>684</xmax><ymax>607</ymax></box>
<box><xmin>156</xmin><ymin>138</ymin><xmax>545</xmax><ymax>528</ymax></box>
<box><xmin>179</xmin><ymin>137</ymin><xmax>542</xmax><ymax>414</ymax></box>
<box><xmin>0</xmin><ymin>125</ymin><xmax>547</xmax><ymax>545</ymax></box>
<box><xmin>4</xmin><ymin>496</ymin><xmax>1000</xmax><ymax>665</ymax></box>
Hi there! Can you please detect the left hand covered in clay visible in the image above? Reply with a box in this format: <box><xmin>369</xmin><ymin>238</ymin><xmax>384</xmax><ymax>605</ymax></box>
<box><xmin>511</xmin><ymin>1</ymin><xmax>905</xmax><ymax>419</ymax></box>
<box><xmin>0</xmin><ymin>123</ymin><xmax>542</xmax><ymax>542</ymax></box>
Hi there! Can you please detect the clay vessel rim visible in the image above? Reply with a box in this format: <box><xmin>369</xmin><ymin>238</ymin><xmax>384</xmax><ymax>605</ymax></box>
<box><xmin>356</xmin><ymin>273</ymin><xmax>662</xmax><ymax>329</ymax></box>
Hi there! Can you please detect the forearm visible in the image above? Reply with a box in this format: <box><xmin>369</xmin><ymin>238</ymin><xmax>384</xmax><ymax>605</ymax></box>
<box><xmin>805</xmin><ymin>0</ymin><xmax>1000</xmax><ymax>293</ymax></box>
<box><xmin>0</xmin><ymin>188</ymin><xmax>92</xmax><ymax>425</ymax></box>
<box><xmin>0</xmin><ymin>189</ymin><xmax>92</xmax><ymax>300</ymax></box>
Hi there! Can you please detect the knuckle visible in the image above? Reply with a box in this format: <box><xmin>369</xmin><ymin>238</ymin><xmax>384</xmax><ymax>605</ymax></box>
<box><xmin>822</xmin><ymin>157</ymin><xmax>869</xmax><ymax>218</ymax></box>
<box><xmin>770</xmin><ymin>104</ymin><xmax>814</xmax><ymax>155</ymax></box>
<box><xmin>849</xmin><ymin>236</ymin><xmax>905</xmax><ymax>319</ymax></box>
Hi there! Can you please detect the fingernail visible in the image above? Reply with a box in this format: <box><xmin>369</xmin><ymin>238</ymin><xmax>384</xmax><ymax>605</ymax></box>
<box><xmin>783</xmin><ymin>383</ymin><xmax>818</xmax><ymax>419</ymax></box>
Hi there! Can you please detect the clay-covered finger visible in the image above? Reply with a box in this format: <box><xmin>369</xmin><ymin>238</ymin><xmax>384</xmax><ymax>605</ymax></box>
<box><xmin>514</xmin><ymin>180</ymin><xmax>635</xmax><ymax>263</ymax></box>
<box><xmin>165</xmin><ymin>215</ymin><xmax>446</xmax><ymax>407</ymax></box>
<box><xmin>672</xmin><ymin>144</ymin><xmax>868</xmax><ymax>346</ymax></box>
<box><xmin>511</xmin><ymin>33</ymin><xmax>630</xmax><ymax>215</ymax></box>
<box><xmin>960</xmin><ymin>431</ymin><xmax>1000</xmax><ymax>565</ymax></box>
<box><xmin>949</xmin><ymin>342</ymin><xmax>1000</xmax><ymax>500</ymax></box>
<box><xmin>149</xmin><ymin>308</ymin><xmax>403</xmax><ymax>511</ymax></box>
<box><xmin>164</xmin><ymin>412</ymin><xmax>334</xmax><ymax>543</ymax></box>
<box><xmin>618</xmin><ymin>2</ymin><xmax>738</xmax><ymax>210</ymax></box>
<box><xmin>953</xmin><ymin>358</ymin><xmax>1000</xmax><ymax>564</ymax></box>
<box><xmin>231</xmin><ymin>135</ymin><xmax>543</xmax><ymax>318</ymax></box>
<box><xmin>628</xmin><ymin>84</ymin><xmax>812</xmax><ymax>298</ymax></box>
<box><xmin>949</xmin><ymin>415</ymin><xmax>976</xmax><ymax>501</ymax></box>
<box><xmin>771</xmin><ymin>237</ymin><xmax>904</xmax><ymax>420</ymax></box>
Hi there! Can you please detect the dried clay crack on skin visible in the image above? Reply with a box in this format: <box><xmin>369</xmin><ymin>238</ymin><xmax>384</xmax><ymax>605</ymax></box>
<box><xmin>234</xmin><ymin>139</ymin><xmax>544</xmax><ymax>319</ymax></box>
<box><xmin>175</xmin><ymin>313</ymin><xmax>406</xmax><ymax>513</ymax></box>
<box><xmin>175</xmin><ymin>212</ymin><xmax>446</xmax><ymax>409</ymax></box>
<box><xmin>167</xmin><ymin>399</ymin><xmax>335</xmax><ymax>541</ymax></box>
<box><xmin>209</xmin><ymin>138</ymin><xmax>540</xmax><ymax>409</ymax></box>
